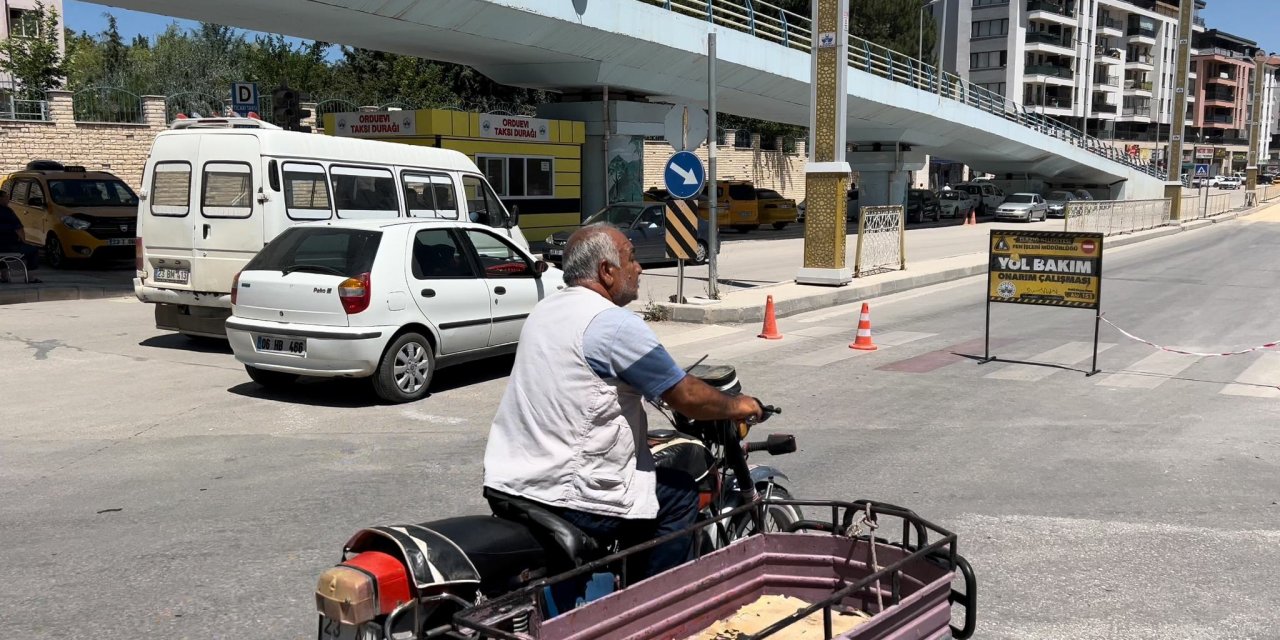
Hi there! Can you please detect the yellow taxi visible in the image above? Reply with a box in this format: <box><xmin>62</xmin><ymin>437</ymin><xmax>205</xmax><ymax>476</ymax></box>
<box><xmin>1</xmin><ymin>161</ymin><xmax>139</xmax><ymax>268</ymax></box>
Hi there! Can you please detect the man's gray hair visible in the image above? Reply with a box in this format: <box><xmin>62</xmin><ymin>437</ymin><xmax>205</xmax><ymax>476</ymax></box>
<box><xmin>562</xmin><ymin>223</ymin><xmax>621</xmax><ymax>286</ymax></box>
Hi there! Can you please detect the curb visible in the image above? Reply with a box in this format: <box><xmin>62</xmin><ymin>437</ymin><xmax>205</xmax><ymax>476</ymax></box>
<box><xmin>0</xmin><ymin>285</ymin><xmax>134</xmax><ymax>306</ymax></box>
<box><xmin>658</xmin><ymin>215</ymin><xmax>1245</xmax><ymax>325</ymax></box>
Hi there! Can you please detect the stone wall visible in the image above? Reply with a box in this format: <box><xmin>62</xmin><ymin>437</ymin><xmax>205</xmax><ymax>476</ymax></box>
<box><xmin>643</xmin><ymin>131</ymin><xmax>809</xmax><ymax>201</ymax></box>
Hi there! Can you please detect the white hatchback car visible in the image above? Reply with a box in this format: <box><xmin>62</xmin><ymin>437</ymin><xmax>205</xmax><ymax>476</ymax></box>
<box><xmin>226</xmin><ymin>219</ymin><xmax>565</xmax><ymax>403</ymax></box>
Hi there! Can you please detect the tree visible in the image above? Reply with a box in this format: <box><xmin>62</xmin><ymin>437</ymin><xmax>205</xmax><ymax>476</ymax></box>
<box><xmin>0</xmin><ymin>1</ymin><xmax>65</xmax><ymax>94</ymax></box>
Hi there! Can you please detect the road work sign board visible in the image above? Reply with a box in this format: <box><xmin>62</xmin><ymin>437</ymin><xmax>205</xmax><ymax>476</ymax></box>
<box><xmin>665</xmin><ymin>198</ymin><xmax>700</xmax><ymax>261</ymax></box>
<box><xmin>988</xmin><ymin>230</ymin><xmax>1103</xmax><ymax>310</ymax></box>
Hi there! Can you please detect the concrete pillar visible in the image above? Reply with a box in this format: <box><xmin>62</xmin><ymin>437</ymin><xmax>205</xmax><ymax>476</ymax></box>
<box><xmin>141</xmin><ymin>95</ymin><xmax>167</xmax><ymax>129</ymax></box>
<box><xmin>537</xmin><ymin>100</ymin><xmax>668</xmax><ymax>219</ymax></box>
<box><xmin>847</xmin><ymin>147</ymin><xmax>928</xmax><ymax>207</ymax></box>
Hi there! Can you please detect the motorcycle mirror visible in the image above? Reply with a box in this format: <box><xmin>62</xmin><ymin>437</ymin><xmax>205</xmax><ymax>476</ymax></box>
<box><xmin>764</xmin><ymin>434</ymin><xmax>797</xmax><ymax>455</ymax></box>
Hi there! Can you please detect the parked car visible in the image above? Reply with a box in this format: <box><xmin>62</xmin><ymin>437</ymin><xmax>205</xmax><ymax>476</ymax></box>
<box><xmin>905</xmin><ymin>189</ymin><xmax>941</xmax><ymax>223</ymax></box>
<box><xmin>1043</xmin><ymin>190</ymin><xmax>1077</xmax><ymax>218</ymax></box>
<box><xmin>995</xmin><ymin>193</ymin><xmax>1048</xmax><ymax>222</ymax></box>
<box><xmin>1</xmin><ymin>160</ymin><xmax>139</xmax><ymax>268</ymax></box>
<box><xmin>227</xmin><ymin>219</ymin><xmax>565</xmax><ymax>403</ymax></box>
<box><xmin>1218</xmin><ymin>176</ymin><xmax>1243</xmax><ymax>190</ymax></box>
<box><xmin>1072</xmin><ymin>189</ymin><xmax>1095</xmax><ymax>201</ymax></box>
<box><xmin>953</xmin><ymin>182</ymin><xmax>1005</xmax><ymax>215</ymax></box>
<box><xmin>937</xmin><ymin>189</ymin><xmax>978</xmax><ymax>218</ymax></box>
<box><xmin>543</xmin><ymin>202</ymin><xmax>717</xmax><ymax>266</ymax></box>
<box><xmin>754</xmin><ymin>188</ymin><xmax>799</xmax><ymax>230</ymax></box>
<box><xmin>1258</xmin><ymin>174</ymin><xmax>1274</xmax><ymax>185</ymax></box>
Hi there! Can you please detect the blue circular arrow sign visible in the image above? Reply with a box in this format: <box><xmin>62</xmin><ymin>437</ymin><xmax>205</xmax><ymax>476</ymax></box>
<box><xmin>664</xmin><ymin>151</ymin><xmax>706</xmax><ymax>199</ymax></box>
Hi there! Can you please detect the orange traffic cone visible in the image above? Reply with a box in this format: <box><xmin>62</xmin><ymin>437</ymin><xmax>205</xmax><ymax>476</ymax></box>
<box><xmin>758</xmin><ymin>295</ymin><xmax>783</xmax><ymax>340</ymax></box>
<box><xmin>849</xmin><ymin>303</ymin><xmax>878</xmax><ymax>351</ymax></box>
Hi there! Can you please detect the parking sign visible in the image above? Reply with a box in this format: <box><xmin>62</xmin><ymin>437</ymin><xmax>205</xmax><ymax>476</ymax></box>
<box><xmin>231</xmin><ymin>82</ymin><xmax>259</xmax><ymax>117</ymax></box>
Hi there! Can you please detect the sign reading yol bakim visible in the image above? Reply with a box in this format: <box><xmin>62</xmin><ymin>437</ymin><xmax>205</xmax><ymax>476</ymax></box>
<box><xmin>988</xmin><ymin>230</ymin><xmax>1103</xmax><ymax>310</ymax></box>
<box><xmin>334</xmin><ymin>111</ymin><xmax>417</xmax><ymax>137</ymax></box>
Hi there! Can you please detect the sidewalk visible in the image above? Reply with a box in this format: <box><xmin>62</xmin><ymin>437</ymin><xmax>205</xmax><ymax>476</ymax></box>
<box><xmin>650</xmin><ymin>205</ymin><xmax>1260</xmax><ymax>325</ymax></box>
<box><xmin>0</xmin><ymin>264</ymin><xmax>133</xmax><ymax>305</ymax></box>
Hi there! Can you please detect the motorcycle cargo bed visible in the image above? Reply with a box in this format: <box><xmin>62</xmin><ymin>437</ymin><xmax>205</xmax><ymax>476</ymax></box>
<box><xmin>539</xmin><ymin>533</ymin><xmax>953</xmax><ymax>640</ymax></box>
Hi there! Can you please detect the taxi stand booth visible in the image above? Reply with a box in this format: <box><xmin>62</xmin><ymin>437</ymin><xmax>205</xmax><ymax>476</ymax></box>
<box><xmin>323</xmin><ymin>109</ymin><xmax>586</xmax><ymax>242</ymax></box>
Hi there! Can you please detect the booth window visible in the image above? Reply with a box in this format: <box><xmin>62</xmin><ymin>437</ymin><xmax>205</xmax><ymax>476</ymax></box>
<box><xmin>477</xmin><ymin>155</ymin><xmax>554</xmax><ymax>198</ymax></box>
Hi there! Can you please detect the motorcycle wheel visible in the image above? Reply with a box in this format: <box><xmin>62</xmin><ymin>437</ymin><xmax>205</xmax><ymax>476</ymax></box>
<box><xmin>730</xmin><ymin>486</ymin><xmax>802</xmax><ymax>539</ymax></box>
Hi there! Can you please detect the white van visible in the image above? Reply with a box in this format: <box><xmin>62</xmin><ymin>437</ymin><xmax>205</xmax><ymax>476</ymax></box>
<box><xmin>133</xmin><ymin>117</ymin><xmax>528</xmax><ymax>338</ymax></box>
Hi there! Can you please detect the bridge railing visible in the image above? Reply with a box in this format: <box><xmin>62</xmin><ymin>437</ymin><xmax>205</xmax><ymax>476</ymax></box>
<box><xmin>1064</xmin><ymin>199</ymin><xmax>1172</xmax><ymax>236</ymax></box>
<box><xmin>640</xmin><ymin>0</ymin><xmax>1163</xmax><ymax>180</ymax></box>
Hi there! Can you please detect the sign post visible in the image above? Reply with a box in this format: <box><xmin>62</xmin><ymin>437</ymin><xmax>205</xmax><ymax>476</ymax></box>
<box><xmin>707</xmin><ymin>32</ymin><xmax>719</xmax><ymax>300</ymax></box>
<box><xmin>664</xmin><ymin>152</ymin><xmax>706</xmax><ymax>303</ymax></box>
<box><xmin>665</xmin><ymin>199</ymin><xmax>701</xmax><ymax>304</ymax></box>
<box><xmin>982</xmin><ymin>230</ymin><xmax>1105</xmax><ymax>375</ymax></box>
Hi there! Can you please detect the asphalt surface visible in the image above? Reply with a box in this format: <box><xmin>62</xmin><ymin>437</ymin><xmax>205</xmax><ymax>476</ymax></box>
<box><xmin>2</xmin><ymin>208</ymin><xmax>1278</xmax><ymax>639</ymax></box>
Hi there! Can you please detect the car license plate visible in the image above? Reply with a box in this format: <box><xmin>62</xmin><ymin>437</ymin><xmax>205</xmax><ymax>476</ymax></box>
<box><xmin>152</xmin><ymin>267</ymin><xmax>189</xmax><ymax>284</ymax></box>
<box><xmin>546</xmin><ymin>248</ymin><xmax>563</xmax><ymax>257</ymax></box>
<box><xmin>255</xmin><ymin>334</ymin><xmax>306</xmax><ymax>357</ymax></box>
<box><xmin>107</xmin><ymin>238</ymin><xmax>136</xmax><ymax>246</ymax></box>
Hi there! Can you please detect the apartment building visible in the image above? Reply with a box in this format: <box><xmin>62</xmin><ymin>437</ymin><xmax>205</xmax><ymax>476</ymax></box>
<box><xmin>0</xmin><ymin>0</ymin><xmax>65</xmax><ymax>87</ymax></box>
<box><xmin>950</xmin><ymin>0</ymin><xmax>1205</xmax><ymax>153</ymax></box>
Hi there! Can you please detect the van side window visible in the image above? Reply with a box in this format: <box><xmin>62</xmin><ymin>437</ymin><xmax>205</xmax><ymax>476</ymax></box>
<box><xmin>27</xmin><ymin>181</ymin><xmax>45</xmax><ymax>207</ymax></box>
<box><xmin>9</xmin><ymin>179</ymin><xmax>29</xmax><ymax>204</ymax></box>
<box><xmin>202</xmin><ymin>162</ymin><xmax>253</xmax><ymax>218</ymax></box>
<box><xmin>282</xmin><ymin>162</ymin><xmax>332</xmax><ymax>221</ymax></box>
<box><xmin>402</xmin><ymin>172</ymin><xmax>459</xmax><ymax>220</ymax></box>
<box><xmin>461</xmin><ymin>174</ymin><xmax>507</xmax><ymax>228</ymax></box>
<box><xmin>150</xmin><ymin>162</ymin><xmax>191</xmax><ymax>217</ymax></box>
<box><xmin>331</xmin><ymin>166</ymin><xmax>399</xmax><ymax>219</ymax></box>
<box><xmin>411</xmin><ymin>229</ymin><xmax>476</xmax><ymax>280</ymax></box>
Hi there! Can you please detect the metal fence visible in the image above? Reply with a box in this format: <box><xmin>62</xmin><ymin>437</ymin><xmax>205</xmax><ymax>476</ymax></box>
<box><xmin>1063</xmin><ymin>199</ymin><xmax>1171</xmax><ymax>236</ymax></box>
<box><xmin>73</xmin><ymin>87</ymin><xmax>143</xmax><ymax>123</ymax></box>
<box><xmin>0</xmin><ymin>80</ymin><xmax>48</xmax><ymax>121</ymax></box>
<box><xmin>638</xmin><ymin>0</ymin><xmax>1165</xmax><ymax>180</ymax></box>
<box><xmin>1261</xmin><ymin>184</ymin><xmax>1280</xmax><ymax>203</ymax></box>
<box><xmin>853</xmin><ymin>205</ymin><xmax>905</xmax><ymax>277</ymax></box>
<box><xmin>164</xmin><ymin>91</ymin><xmax>225</xmax><ymax>122</ymax></box>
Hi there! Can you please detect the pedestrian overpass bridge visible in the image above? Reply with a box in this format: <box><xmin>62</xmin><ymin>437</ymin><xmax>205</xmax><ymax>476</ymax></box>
<box><xmin>93</xmin><ymin>0</ymin><xmax>1171</xmax><ymax>212</ymax></box>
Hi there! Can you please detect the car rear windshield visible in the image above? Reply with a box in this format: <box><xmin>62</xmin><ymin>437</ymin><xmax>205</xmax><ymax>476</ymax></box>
<box><xmin>939</xmin><ymin>191</ymin><xmax>961</xmax><ymax>200</ymax></box>
<box><xmin>757</xmin><ymin>189</ymin><xmax>784</xmax><ymax>199</ymax></box>
<box><xmin>1006</xmin><ymin>194</ymin><xmax>1035</xmax><ymax>204</ymax></box>
<box><xmin>1047</xmin><ymin>191</ymin><xmax>1072</xmax><ymax>200</ymax></box>
<box><xmin>48</xmin><ymin>179</ymin><xmax>139</xmax><ymax>207</ymax></box>
<box><xmin>728</xmin><ymin>184</ymin><xmax>756</xmax><ymax>200</ymax></box>
<box><xmin>245</xmin><ymin>227</ymin><xmax>382</xmax><ymax>276</ymax></box>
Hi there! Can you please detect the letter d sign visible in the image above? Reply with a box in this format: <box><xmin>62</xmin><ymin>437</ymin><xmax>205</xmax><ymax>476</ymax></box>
<box><xmin>237</xmin><ymin>85</ymin><xmax>253</xmax><ymax>102</ymax></box>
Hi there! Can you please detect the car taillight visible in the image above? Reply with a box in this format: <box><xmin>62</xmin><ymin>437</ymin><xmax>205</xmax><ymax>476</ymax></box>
<box><xmin>231</xmin><ymin>271</ymin><xmax>241</xmax><ymax>306</ymax></box>
<box><xmin>135</xmin><ymin>237</ymin><xmax>143</xmax><ymax>273</ymax></box>
<box><xmin>338</xmin><ymin>272</ymin><xmax>371</xmax><ymax>314</ymax></box>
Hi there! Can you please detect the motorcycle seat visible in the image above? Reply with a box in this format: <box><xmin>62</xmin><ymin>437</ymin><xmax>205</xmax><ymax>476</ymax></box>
<box><xmin>484</xmin><ymin>488</ymin><xmax>601</xmax><ymax>567</ymax></box>
<box><xmin>421</xmin><ymin>516</ymin><xmax>549</xmax><ymax>595</ymax></box>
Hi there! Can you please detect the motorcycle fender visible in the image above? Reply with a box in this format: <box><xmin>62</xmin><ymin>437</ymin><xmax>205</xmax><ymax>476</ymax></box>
<box><xmin>749</xmin><ymin>465</ymin><xmax>789</xmax><ymax>485</ymax></box>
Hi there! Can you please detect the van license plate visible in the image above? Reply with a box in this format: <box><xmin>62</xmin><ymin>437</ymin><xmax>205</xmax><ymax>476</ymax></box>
<box><xmin>256</xmin><ymin>334</ymin><xmax>306</xmax><ymax>357</ymax></box>
<box><xmin>107</xmin><ymin>238</ymin><xmax>136</xmax><ymax>246</ymax></box>
<box><xmin>153</xmin><ymin>268</ymin><xmax>189</xmax><ymax>284</ymax></box>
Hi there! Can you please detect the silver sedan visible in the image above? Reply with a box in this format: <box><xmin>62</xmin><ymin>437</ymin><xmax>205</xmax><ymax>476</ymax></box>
<box><xmin>994</xmin><ymin>193</ymin><xmax>1049</xmax><ymax>222</ymax></box>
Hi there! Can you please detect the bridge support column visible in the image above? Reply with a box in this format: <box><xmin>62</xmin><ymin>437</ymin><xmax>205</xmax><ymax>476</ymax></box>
<box><xmin>537</xmin><ymin>100</ymin><xmax>668</xmax><ymax>221</ymax></box>
<box><xmin>847</xmin><ymin>147</ymin><xmax>928</xmax><ymax>207</ymax></box>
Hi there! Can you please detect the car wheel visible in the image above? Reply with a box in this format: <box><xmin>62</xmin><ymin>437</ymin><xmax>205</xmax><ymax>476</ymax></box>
<box><xmin>245</xmin><ymin>365</ymin><xmax>298</xmax><ymax>389</ymax></box>
<box><xmin>692</xmin><ymin>240</ymin><xmax>709</xmax><ymax>266</ymax></box>
<box><xmin>771</xmin><ymin>221</ymin><xmax>788</xmax><ymax>230</ymax></box>
<box><xmin>733</xmin><ymin>225</ymin><xmax>752</xmax><ymax>234</ymax></box>
<box><xmin>373</xmin><ymin>331</ymin><xmax>435</xmax><ymax>403</ymax></box>
<box><xmin>44</xmin><ymin>233</ymin><xmax>67</xmax><ymax>269</ymax></box>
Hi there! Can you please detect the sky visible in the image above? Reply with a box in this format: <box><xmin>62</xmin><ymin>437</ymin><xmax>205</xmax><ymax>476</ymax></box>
<box><xmin>62</xmin><ymin>0</ymin><xmax>1280</xmax><ymax>56</ymax></box>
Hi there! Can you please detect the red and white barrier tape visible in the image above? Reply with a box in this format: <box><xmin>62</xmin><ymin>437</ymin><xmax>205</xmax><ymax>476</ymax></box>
<box><xmin>1101</xmin><ymin>315</ymin><xmax>1280</xmax><ymax>357</ymax></box>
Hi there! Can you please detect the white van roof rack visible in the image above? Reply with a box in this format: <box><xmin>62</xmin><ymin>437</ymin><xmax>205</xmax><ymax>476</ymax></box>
<box><xmin>169</xmin><ymin>117</ymin><xmax>284</xmax><ymax>130</ymax></box>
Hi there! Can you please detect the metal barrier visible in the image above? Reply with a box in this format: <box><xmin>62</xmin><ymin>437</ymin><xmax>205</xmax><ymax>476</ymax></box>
<box><xmin>1262</xmin><ymin>184</ymin><xmax>1280</xmax><ymax>202</ymax></box>
<box><xmin>1202</xmin><ymin>193</ymin><xmax>1233</xmax><ymax>218</ymax></box>
<box><xmin>853</xmin><ymin>205</ymin><xmax>905</xmax><ymax>277</ymax></box>
<box><xmin>638</xmin><ymin>0</ymin><xmax>1164</xmax><ymax>179</ymax></box>
<box><xmin>1063</xmin><ymin>199</ymin><xmax>1171</xmax><ymax>236</ymax></box>
<box><xmin>0</xmin><ymin>81</ymin><xmax>49</xmax><ymax>121</ymax></box>
<box><xmin>72</xmin><ymin>87</ymin><xmax>143</xmax><ymax>123</ymax></box>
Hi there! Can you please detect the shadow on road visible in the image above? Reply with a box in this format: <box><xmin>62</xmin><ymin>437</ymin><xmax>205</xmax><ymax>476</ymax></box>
<box><xmin>139</xmin><ymin>334</ymin><xmax>234</xmax><ymax>355</ymax></box>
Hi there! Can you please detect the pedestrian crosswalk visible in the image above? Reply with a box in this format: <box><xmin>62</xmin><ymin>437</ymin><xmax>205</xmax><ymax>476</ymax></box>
<box><xmin>660</xmin><ymin>319</ymin><xmax>1280</xmax><ymax>399</ymax></box>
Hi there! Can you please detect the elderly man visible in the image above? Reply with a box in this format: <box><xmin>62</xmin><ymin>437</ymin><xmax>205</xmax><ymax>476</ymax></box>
<box><xmin>484</xmin><ymin>223</ymin><xmax>762</xmax><ymax>578</ymax></box>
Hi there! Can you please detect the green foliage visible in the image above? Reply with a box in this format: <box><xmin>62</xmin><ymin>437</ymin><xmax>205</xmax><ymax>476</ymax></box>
<box><xmin>0</xmin><ymin>1</ymin><xmax>65</xmax><ymax>94</ymax></box>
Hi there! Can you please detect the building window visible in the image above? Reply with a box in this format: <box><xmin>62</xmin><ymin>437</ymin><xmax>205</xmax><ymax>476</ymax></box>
<box><xmin>978</xmin><ymin>82</ymin><xmax>1007</xmax><ymax>96</ymax></box>
<box><xmin>972</xmin><ymin>0</ymin><xmax>1008</xmax><ymax>6</ymax></box>
<box><xmin>8</xmin><ymin>9</ymin><xmax>39</xmax><ymax>38</ymax></box>
<box><xmin>970</xmin><ymin>50</ymin><xmax>1008</xmax><ymax>70</ymax></box>
<box><xmin>972</xmin><ymin>19</ymin><xmax>1008</xmax><ymax>38</ymax></box>
<box><xmin>476</xmin><ymin>156</ymin><xmax>554</xmax><ymax>198</ymax></box>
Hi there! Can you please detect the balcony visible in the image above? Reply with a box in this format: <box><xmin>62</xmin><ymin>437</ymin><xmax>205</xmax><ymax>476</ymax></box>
<box><xmin>1193</xmin><ymin>16</ymin><xmax>1206</xmax><ymax>28</ymax></box>
<box><xmin>1094</xmin><ymin>74</ymin><xmax>1120</xmax><ymax>87</ymax></box>
<box><xmin>1123</xmin><ymin>79</ymin><xmax>1153</xmax><ymax>92</ymax></box>
<box><xmin>1127</xmin><ymin>27</ymin><xmax>1157</xmax><ymax>42</ymax></box>
<box><xmin>1094</xmin><ymin>47</ymin><xmax>1122</xmax><ymax>63</ymax></box>
<box><xmin>1097</xmin><ymin>17</ymin><xmax>1123</xmax><ymax>34</ymax></box>
<box><xmin>1027</xmin><ymin>0</ymin><xmax>1076</xmax><ymax>25</ymax></box>
<box><xmin>1125</xmin><ymin>54</ymin><xmax>1154</xmax><ymax>69</ymax></box>
<box><xmin>1092</xmin><ymin>102</ymin><xmax>1118</xmax><ymax>114</ymax></box>
<box><xmin>1203</xmin><ymin>91</ymin><xmax>1235</xmax><ymax>104</ymax></box>
<box><xmin>1122</xmin><ymin>106</ymin><xmax>1152</xmax><ymax>118</ymax></box>
<box><xmin>1203</xmin><ymin>113</ymin><xmax>1234</xmax><ymax>124</ymax></box>
<box><xmin>1025</xmin><ymin>64</ymin><xmax>1074</xmax><ymax>79</ymax></box>
<box><xmin>1026</xmin><ymin>31</ymin><xmax>1069</xmax><ymax>47</ymax></box>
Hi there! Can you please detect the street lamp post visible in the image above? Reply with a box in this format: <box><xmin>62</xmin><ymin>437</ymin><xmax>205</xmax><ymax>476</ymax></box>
<box><xmin>918</xmin><ymin>0</ymin><xmax>945</xmax><ymax>70</ymax></box>
<box><xmin>1246</xmin><ymin>49</ymin><xmax>1268</xmax><ymax>196</ymax></box>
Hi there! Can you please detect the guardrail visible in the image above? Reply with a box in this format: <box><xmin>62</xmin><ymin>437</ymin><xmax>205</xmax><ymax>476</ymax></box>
<box><xmin>1064</xmin><ymin>199</ymin><xmax>1171</xmax><ymax>235</ymax></box>
<box><xmin>853</xmin><ymin>205</ymin><xmax>905</xmax><ymax>277</ymax></box>
<box><xmin>1261</xmin><ymin>184</ymin><xmax>1280</xmax><ymax>202</ymax></box>
<box><xmin>1179</xmin><ymin>190</ymin><xmax>1250</xmax><ymax>220</ymax></box>
<box><xmin>638</xmin><ymin>0</ymin><xmax>1166</xmax><ymax>180</ymax></box>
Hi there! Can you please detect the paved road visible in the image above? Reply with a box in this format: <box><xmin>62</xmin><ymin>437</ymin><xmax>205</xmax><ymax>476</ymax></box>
<box><xmin>2</xmin><ymin>210</ymin><xmax>1278</xmax><ymax>639</ymax></box>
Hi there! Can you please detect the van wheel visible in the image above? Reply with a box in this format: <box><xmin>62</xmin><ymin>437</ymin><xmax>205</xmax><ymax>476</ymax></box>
<box><xmin>771</xmin><ymin>222</ymin><xmax>789</xmax><ymax>230</ymax></box>
<box><xmin>373</xmin><ymin>332</ymin><xmax>435</xmax><ymax>403</ymax></box>
<box><xmin>245</xmin><ymin>365</ymin><xmax>298</xmax><ymax>389</ymax></box>
<box><xmin>44</xmin><ymin>233</ymin><xmax>68</xmax><ymax>269</ymax></box>
<box><xmin>733</xmin><ymin>225</ymin><xmax>752</xmax><ymax>234</ymax></box>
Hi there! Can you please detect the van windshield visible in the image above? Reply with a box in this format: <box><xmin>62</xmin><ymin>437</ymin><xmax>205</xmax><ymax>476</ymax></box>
<box><xmin>48</xmin><ymin>179</ymin><xmax>138</xmax><ymax>207</ymax></box>
<box><xmin>245</xmin><ymin>227</ymin><xmax>382</xmax><ymax>276</ymax></box>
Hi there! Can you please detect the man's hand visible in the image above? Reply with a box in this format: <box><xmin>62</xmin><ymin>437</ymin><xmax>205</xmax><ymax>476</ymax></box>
<box><xmin>660</xmin><ymin>375</ymin><xmax>764</xmax><ymax>422</ymax></box>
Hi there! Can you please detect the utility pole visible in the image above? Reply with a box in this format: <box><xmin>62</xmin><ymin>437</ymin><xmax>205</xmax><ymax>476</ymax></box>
<box><xmin>1247</xmin><ymin>49</ymin><xmax>1267</xmax><ymax>200</ymax></box>
<box><xmin>707</xmin><ymin>32</ymin><xmax>719</xmax><ymax>299</ymax></box>
<box><xmin>1165</xmin><ymin>0</ymin><xmax>1195</xmax><ymax>220</ymax></box>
